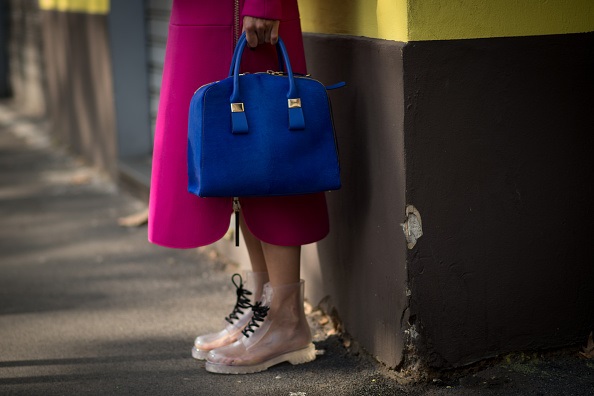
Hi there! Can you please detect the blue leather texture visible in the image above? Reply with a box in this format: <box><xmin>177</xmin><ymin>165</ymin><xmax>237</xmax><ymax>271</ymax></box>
<box><xmin>288</xmin><ymin>106</ymin><xmax>305</xmax><ymax>130</ymax></box>
<box><xmin>188</xmin><ymin>33</ymin><xmax>341</xmax><ymax>197</ymax></box>
<box><xmin>231</xmin><ymin>110</ymin><xmax>249</xmax><ymax>134</ymax></box>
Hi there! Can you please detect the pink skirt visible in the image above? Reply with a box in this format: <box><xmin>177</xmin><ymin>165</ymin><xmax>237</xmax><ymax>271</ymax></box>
<box><xmin>148</xmin><ymin>0</ymin><xmax>329</xmax><ymax>249</ymax></box>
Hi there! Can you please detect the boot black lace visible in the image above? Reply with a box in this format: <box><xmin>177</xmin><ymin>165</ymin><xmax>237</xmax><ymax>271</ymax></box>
<box><xmin>241</xmin><ymin>301</ymin><xmax>270</xmax><ymax>338</ymax></box>
<box><xmin>224</xmin><ymin>274</ymin><xmax>253</xmax><ymax>325</ymax></box>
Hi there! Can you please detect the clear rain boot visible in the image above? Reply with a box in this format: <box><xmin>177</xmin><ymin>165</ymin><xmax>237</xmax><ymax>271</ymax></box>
<box><xmin>191</xmin><ymin>271</ymin><xmax>269</xmax><ymax>360</ymax></box>
<box><xmin>205</xmin><ymin>280</ymin><xmax>316</xmax><ymax>374</ymax></box>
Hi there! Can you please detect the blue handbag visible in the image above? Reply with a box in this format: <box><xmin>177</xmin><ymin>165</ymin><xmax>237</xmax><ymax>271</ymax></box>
<box><xmin>187</xmin><ymin>32</ymin><xmax>342</xmax><ymax>198</ymax></box>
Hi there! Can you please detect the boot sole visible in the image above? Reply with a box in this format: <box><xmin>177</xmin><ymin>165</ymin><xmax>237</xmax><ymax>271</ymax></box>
<box><xmin>191</xmin><ymin>346</ymin><xmax>209</xmax><ymax>360</ymax></box>
<box><xmin>205</xmin><ymin>343</ymin><xmax>316</xmax><ymax>374</ymax></box>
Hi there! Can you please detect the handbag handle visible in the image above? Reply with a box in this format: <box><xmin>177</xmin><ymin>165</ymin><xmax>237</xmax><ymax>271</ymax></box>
<box><xmin>228</xmin><ymin>33</ymin><xmax>304</xmax><ymax>133</ymax></box>
<box><xmin>227</xmin><ymin>36</ymin><xmax>285</xmax><ymax>78</ymax></box>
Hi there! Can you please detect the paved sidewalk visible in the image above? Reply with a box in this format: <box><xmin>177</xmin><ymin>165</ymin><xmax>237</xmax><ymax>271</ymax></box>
<box><xmin>1</xmin><ymin>104</ymin><xmax>593</xmax><ymax>395</ymax></box>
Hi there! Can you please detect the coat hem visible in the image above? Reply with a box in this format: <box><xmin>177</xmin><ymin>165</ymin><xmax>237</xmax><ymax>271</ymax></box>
<box><xmin>148</xmin><ymin>225</ymin><xmax>329</xmax><ymax>249</ymax></box>
<box><xmin>148</xmin><ymin>233</ymin><xmax>227</xmax><ymax>250</ymax></box>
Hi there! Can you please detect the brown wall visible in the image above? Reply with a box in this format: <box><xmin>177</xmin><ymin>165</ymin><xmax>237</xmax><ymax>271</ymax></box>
<box><xmin>404</xmin><ymin>32</ymin><xmax>594</xmax><ymax>368</ymax></box>
<box><xmin>303</xmin><ymin>34</ymin><xmax>409</xmax><ymax>368</ymax></box>
<box><xmin>304</xmin><ymin>31</ymin><xmax>594</xmax><ymax>370</ymax></box>
<box><xmin>40</xmin><ymin>9</ymin><xmax>117</xmax><ymax>177</ymax></box>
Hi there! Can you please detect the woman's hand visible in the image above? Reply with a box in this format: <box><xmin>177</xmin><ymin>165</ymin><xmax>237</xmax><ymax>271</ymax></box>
<box><xmin>243</xmin><ymin>16</ymin><xmax>280</xmax><ymax>48</ymax></box>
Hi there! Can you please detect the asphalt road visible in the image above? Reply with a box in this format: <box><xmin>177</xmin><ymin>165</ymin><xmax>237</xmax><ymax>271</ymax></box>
<box><xmin>1</xmin><ymin>104</ymin><xmax>593</xmax><ymax>395</ymax></box>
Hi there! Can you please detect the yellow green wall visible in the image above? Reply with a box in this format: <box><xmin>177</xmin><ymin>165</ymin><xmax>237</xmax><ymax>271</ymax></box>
<box><xmin>37</xmin><ymin>0</ymin><xmax>594</xmax><ymax>38</ymax></box>
<box><xmin>298</xmin><ymin>0</ymin><xmax>594</xmax><ymax>42</ymax></box>
<box><xmin>38</xmin><ymin>0</ymin><xmax>109</xmax><ymax>14</ymax></box>
<box><xmin>298</xmin><ymin>0</ymin><xmax>408</xmax><ymax>42</ymax></box>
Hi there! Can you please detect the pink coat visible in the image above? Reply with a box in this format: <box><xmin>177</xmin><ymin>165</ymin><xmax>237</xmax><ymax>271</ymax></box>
<box><xmin>148</xmin><ymin>0</ymin><xmax>329</xmax><ymax>248</ymax></box>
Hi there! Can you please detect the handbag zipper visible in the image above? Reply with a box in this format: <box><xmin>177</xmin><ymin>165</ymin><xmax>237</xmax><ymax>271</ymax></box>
<box><xmin>266</xmin><ymin>70</ymin><xmax>311</xmax><ymax>77</ymax></box>
<box><xmin>233</xmin><ymin>197</ymin><xmax>241</xmax><ymax>247</ymax></box>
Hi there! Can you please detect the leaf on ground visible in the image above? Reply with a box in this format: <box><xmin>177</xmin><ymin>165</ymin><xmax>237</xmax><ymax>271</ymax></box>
<box><xmin>579</xmin><ymin>332</ymin><xmax>594</xmax><ymax>359</ymax></box>
<box><xmin>70</xmin><ymin>172</ymin><xmax>92</xmax><ymax>185</ymax></box>
<box><xmin>117</xmin><ymin>208</ymin><xmax>149</xmax><ymax>227</ymax></box>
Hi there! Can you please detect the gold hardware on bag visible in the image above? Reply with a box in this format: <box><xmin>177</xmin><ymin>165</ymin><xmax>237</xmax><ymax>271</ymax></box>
<box><xmin>231</xmin><ymin>103</ymin><xmax>245</xmax><ymax>112</ymax></box>
<box><xmin>288</xmin><ymin>98</ymin><xmax>302</xmax><ymax>108</ymax></box>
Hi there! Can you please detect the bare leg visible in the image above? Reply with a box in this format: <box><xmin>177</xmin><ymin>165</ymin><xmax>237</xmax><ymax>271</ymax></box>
<box><xmin>192</xmin><ymin>216</ymin><xmax>268</xmax><ymax>359</ymax></box>
<box><xmin>239</xmin><ymin>214</ymin><xmax>267</xmax><ymax>273</ymax></box>
<box><xmin>193</xmin><ymin>215</ymin><xmax>274</xmax><ymax>360</ymax></box>
<box><xmin>261</xmin><ymin>242</ymin><xmax>301</xmax><ymax>286</ymax></box>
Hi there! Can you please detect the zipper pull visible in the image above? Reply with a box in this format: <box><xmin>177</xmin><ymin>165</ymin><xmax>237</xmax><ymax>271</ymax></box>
<box><xmin>266</xmin><ymin>70</ymin><xmax>284</xmax><ymax>76</ymax></box>
<box><xmin>233</xmin><ymin>197</ymin><xmax>241</xmax><ymax>247</ymax></box>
